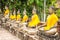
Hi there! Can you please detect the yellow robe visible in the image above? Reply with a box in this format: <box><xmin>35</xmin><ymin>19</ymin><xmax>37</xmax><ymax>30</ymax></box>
<box><xmin>28</xmin><ymin>14</ymin><xmax>40</xmax><ymax>27</ymax></box>
<box><xmin>44</xmin><ymin>13</ymin><xmax>58</xmax><ymax>31</ymax></box>
<box><xmin>4</xmin><ymin>9</ymin><xmax>9</xmax><ymax>16</ymax></box>
<box><xmin>10</xmin><ymin>15</ymin><xmax>16</xmax><ymax>20</ymax></box>
<box><xmin>16</xmin><ymin>14</ymin><xmax>21</xmax><ymax>21</ymax></box>
<box><xmin>22</xmin><ymin>15</ymin><xmax>28</xmax><ymax>22</ymax></box>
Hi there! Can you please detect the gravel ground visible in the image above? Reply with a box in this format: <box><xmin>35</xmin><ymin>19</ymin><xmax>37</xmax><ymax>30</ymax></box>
<box><xmin>0</xmin><ymin>28</ymin><xmax>21</xmax><ymax>40</ymax></box>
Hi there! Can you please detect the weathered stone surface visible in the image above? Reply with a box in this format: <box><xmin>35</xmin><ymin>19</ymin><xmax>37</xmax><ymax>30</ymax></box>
<box><xmin>0</xmin><ymin>28</ymin><xmax>21</xmax><ymax>40</ymax></box>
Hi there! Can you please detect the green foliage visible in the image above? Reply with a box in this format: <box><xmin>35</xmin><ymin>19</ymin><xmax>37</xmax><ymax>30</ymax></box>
<box><xmin>1</xmin><ymin>0</ymin><xmax>60</xmax><ymax>18</ymax></box>
<box><xmin>56</xmin><ymin>9</ymin><xmax>60</xmax><ymax>17</ymax></box>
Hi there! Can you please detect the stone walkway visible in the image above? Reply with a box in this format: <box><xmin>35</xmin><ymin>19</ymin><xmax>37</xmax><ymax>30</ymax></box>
<box><xmin>0</xmin><ymin>28</ymin><xmax>21</xmax><ymax>40</ymax></box>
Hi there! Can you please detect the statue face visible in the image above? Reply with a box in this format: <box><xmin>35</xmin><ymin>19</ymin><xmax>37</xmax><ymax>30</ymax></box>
<box><xmin>23</xmin><ymin>10</ymin><xmax>26</xmax><ymax>15</ymax></box>
<box><xmin>49</xmin><ymin>8</ymin><xmax>54</xmax><ymax>14</ymax></box>
<box><xmin>17</xmin><ymin>10</ymin><xmax>20</xmax><ymax>14</ymax></box>
<box><xmin>5</xmin><ymin>6</ymin><xmax>8</xmax><ymax>9</ymax></box>
<box><xmin>32</xmin><ymin>10</ymin><xmax>36</xmax><ymax>14</ymax></box>
<box><xmin>23</xmin><ymin>12</ymin><xmax>26</xmax><ymax>15</ymax></box>
<box><xmin>0</xmin><ymin>9</ymin><xmax>1</xmax><ymax>12</ymax></box>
